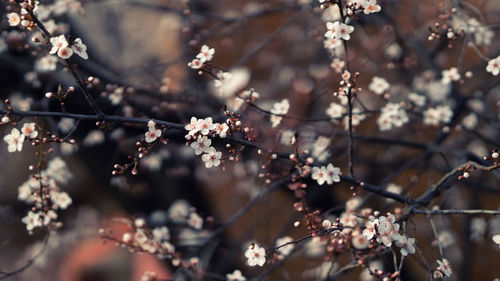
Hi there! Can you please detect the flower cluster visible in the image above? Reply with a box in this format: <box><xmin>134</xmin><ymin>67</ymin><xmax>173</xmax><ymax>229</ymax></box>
<box><xmin>3</xmin><ymin>123</ymin><xmax>39</xmax><ymax>153</ymax></box>
<box><xmin>423</xmin><ymin>105</ymin><xmax>453</xmax><ymax>126</ymax></box>
<box><xmin>324</xmin><ymin>21</ymin><xmax>354</xmax><ymax>41</ymax></box>
<box><xmin>434</xmin><ymin>259</ymin><xmax>452</xmax><ymax>278</ymax></box>
<box><xmin>310</xmin><ymin>163</ymin><xmax>341</xmax><ymax>185</ymax></box>
<box><xmin>368</xmin><ymin>76</ymin><xmax>390</xmax><ymax>95</ymax></box>
<box><xmin>270</xmin><ymin>99</ymin><xmax>290</xmax><ymax>127</ymax></box>
<box><xmin>49</xmin><ymin>35</ymin><xmax>88</xmax><ymax>60</ymax></box>
<box><xmin>188</xmin><ymin>45</ymin><xmax>215</xmax><ymax>70</ymax></box>
<box><xmin>377</xmin><ymin>103</ymin><xmax>409</xmax><ymax>131</ymax></box>
<box><xmin>167</xmin><ymin>199</ymin><xmax>204</xmax><ymax>230</ymax></box>
<box><xmin>185</xmin><ymin>117</ymin><xmax>229</xmax><ymax>168</ymax></box>
<box><xmin>441</xmin><ymin>67</ymin><xmax>461</xmax><ymax>84</ymax></box>
<box><xmin>104</xmin><ymin>218</ymin><xmax>175</xmax><ymax>259</ymax></box>
<box><xmin>18</xmin><ymin>157</ymin><xmax>73</xmax><ymax>233</ymax></box>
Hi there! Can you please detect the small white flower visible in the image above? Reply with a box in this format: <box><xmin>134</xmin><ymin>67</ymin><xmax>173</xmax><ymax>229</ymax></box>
<box><xmin>35</xmin><ymin>55</ymin><xmax>58</xmax><ymax>73</ymax></box>
<box><xmin>275</xmin><ymin>236</ymin><xmax>294</xmax><ymax>256</ymax></box>
<box><xmin>326</xmin><ymin>102</ymin><xmax>346</xmax><ymax>119</ymax></box>
<box><xmin>52</xmin><ymin>191</ymin><xmax>72</xmax><ymax>209</ymax></box>
<box><xmin>244</xmin><ymin>244</ymin><xmax>266</xmax><ymax>267</ymax></box>
<box><xmin>3</xmin><ymin>128</ymin><xmax>25</xmax><ymax>152</ymax></box>
<box><xmin>385</xmin><ymin>183</ymin><xmax>402</xmax><ymax>202</ymax></box>
<box><xmin>187</xmin><ymin>212</ymin><xmax>203</xmax><ymax>230</ymax></box>
<box><xmin>58</xmin><ymin>118</ymin><xmax>75</xmax><ymax>133</ymax></box>
<box><xmin>21</xmin><ymin>123</ymin><xmax>38</xmax><ymax>139</ymax></box>
<box><xmin>141</xmin><ymin>271</ymin><xmax>157</xmax><ymax>281</ymax></box>
<box><xmin>214</xmin><ymin>122</ymin><xmax>229</xmax><ymax>138</ymax></box>
<box><xmin>408</xmin><ymin>92</ymin><xmax>426</xmax><ymax>106</ymax></box>
<box><xmin>486</xmin><ymin>56</ymin><xmax>500</xmax><ymax>76</ymax></box>
<box><xmin>492</xmin><ymin>234</ymin><xmax>500</xmax><ymax>246</ymax></box>
<box><xmin>201</xmin><ymin>147</ymin><xmax>222</xmax><ymax>168</ymax></box>
<box><xmin>325</xmin><ymin>163</ymin><xmax>341</xmax><ymax>183</ymax></box>
<box><xmin>152</xmin><ymin>226</ymin><xmax>170</xmax><ymax>241</ymax></box>
<box><xmin>22</xmin><ymin>211</ymin><xmax>42</xmax><ymax>232</ymax></box>
<box><xmin>369</xmin><ymin>76</ymin><xmax>390</xmax><ymax>95</ymax></box>
<box><xmin>50</xmin><ymin>35</ymin><xmax>69</xmax><ymax>55</ymax></box>
<box><xmin>311</xmin><ymin>166</ymin><xmax>328</xmax><ymax>185</ymax></box>
<box><xmin>196</xmin><ymin>45</ymin><xmax>215</xmax><ymax>62</ymax></box>
<box><xmin>395</xmin><ymin>235</ymin><xmax>416</xmax><ymax>256</ymax></box>
<box><xmin>330</xmin><ymin>58</ymin><xmax>345</xmax><ymax>73</ymax></box>
<box><xmin>226</xmin><ymin>269</ymin><xmax>246</xmax><ymax>281</ymax></box>
<box><xmin>360</xmin><ymin>0</ymin><xmax>381</xmax><ymax>14</ymax></box>
<box><xmin>325</xmin><ymin>21</ymin><xmax>354</xmax><ymax>41</ymax></box>
<box><xmin>7</xmin><ymin>13</ymin><xmax>21</xmax><ymax>26</ymax></box>
<box><xmin>145</xmin><ymin>129</ymin><xmax>161</xmax><ymax>143</ymax></box>
<box><xmin>185</xmin><ymin>116</ymin><xmax>199</xmax><ymax>137</ymax></box>
<box><xmin>71</xmin><ymin>38</ymin><xmax>88</xmax><ymax>59</ymax></box>
<box><xmin>83</xmin><ymin>130</ymin><xmax>105</xmax><ymax>146</ymax></box>
<box><xmin>188</xmin><ymin>58</ymin><xmax>204</xmax><ymax>69</ymax></box>
<box><xmin>441</xmin><ymin>67</ymin><xmax>461</xmax><ymax>84</ymax></box>
<box><xmin>437</xmin><ymin>259</ymin><xmax>452</xmax><ymax>277</ymax></box>
<box><xmin>352</xmin><ymin>231</ymin><xmax>370</xmax><ymax>249</ymax></box>
<box><xmin>190</xmin><ymin>136</ymin><xmax>212</xmax><ymax>155</ymax></box>
<box><xmin>437</xmin><ymin>231</ymin><xmax>455</xmax><ymax>248</ymax></box>
<box><xmin>363</xmin><ymin>219</ymin><xmax>378</xmax><ymax>240</ymax></box>
<box><xmin>461</xmin><ymin>113</ymin><xmax>477</xmax><ymax>130</ymax></box>
<box><xmin>196</xmin><ymin>117</ymin><xmax>216</xmax><ymax>135</ymax></box>
<box><xmin>271</xmin><ymin>99</ymin><xmax>290</xmax><ymax>115</ymax></box>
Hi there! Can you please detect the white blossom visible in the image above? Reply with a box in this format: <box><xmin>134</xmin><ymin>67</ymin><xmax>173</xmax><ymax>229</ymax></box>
<box><xmin>325</xmin><ymin>21</ymin><xmax>354</xmax><ymax>41</ymax></box>
<box><xmin>275</xmin><ymin>236</ymin><xmax>294</xmax><ymax>256</ymax></box>
<box><xmin>7</xmin><ymin>13</ymin><xmax>21</xmax><ymax>26</ymax></box>
<box><xmin>486</xmin><ymin>56</ymin><xmax>500</xmax><ymax>76</ymax></box>
<box><xmin>436</xmin><ymin>259</ymin><xmax>452</xmax><ymax>277</ymax></box>
<box><xmin>3</xmin><ymin>128</ymin><xmax>25</xmax><ymax>152</ymax></box>
<box><xmin>226</xmin><ymin>269</ymin><xmax>246</xmax><ymax>281</ymax></box>
<box><xmin>201</xmin><ymin>147</ymin><xmax>222</xmax><ymax>168</ymax></box>
<box><xmin>21</xmin><ymin>123</ymin><xmax>38</xmax><ymax>138</ymax></box>
<box><xmin>441</xmin><ymin>67</ymin><xmax>461</xmax><ymax>84</ymax></box>
<box><xmin>368</xmin><ymin>76</ymin><xmax>389</xmax><ymax>95</ymax></box>
<box><xmin>395</xmin><ymin>235</ymin><xmax>416</xmax><ymax>256</ymax></box>
<box><xmin>244</xmin><ymin>244</ymin><xmax>266</xmax><ymax>267</ymax></box>
<box><xmin>71</xmin><ymin>38</ymin><xmax>88</xmax><ymax>59</ymax></box>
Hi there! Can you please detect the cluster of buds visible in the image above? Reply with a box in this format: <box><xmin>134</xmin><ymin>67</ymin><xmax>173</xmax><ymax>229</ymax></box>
<box><xmin>458</xmin><ymin>163</ymin><xmax>476</xmax><ymax>180</ymax></box>
<box><xmin>99</xmin><ymin>218</ymin><xmax>176</xmax><ymax>260</ymax></box>
<box><xmin>483</xmin><ymin>149</ymin><xmax>499</xmax><ymax>165</ymax></box>
<box><xmin>112</xmin><ymin>120</ymin><xmax>167</xmax><ymax>175</ymax></box>
<box><xmin>427</xmin><ymin>8</ymin><xmax>463</xmax><ymax>47</ymax></box>
<box><xmin>45</xmin><ymin>85</ymin><xmax>75</xmax><ymax>107</ymax></box>
<box><xmin>6</xmin><ymin>0</ymin><xmax>39</xmax><ymax>30</ymax></box>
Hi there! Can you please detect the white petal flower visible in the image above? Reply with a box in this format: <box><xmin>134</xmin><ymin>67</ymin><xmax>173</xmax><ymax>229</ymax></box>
<box><xmin>21</xmin><ymin>123</ymin><xmax>38</xmax><ymax>138</ymax></box>
<box><xmin>226</xmin><ymin>269</ymin><xmax>246</xmax><ymax>281</ymax></box>
<box><xmin>201</xmin><ymin>147</ymin><xmax>222</xmax><ymax>168</ymax></box>
<box><xmin>3</xmin><ymin>128</ymin><xmax>25</xmax><ymax>152</ymax></box>
<box><xmin>7</xmin><ymin>13</ymin><xmax>21</xmax><ymax>26</ymax></box>
<box><xmin>486</xmin><ymin>56</ymin><xmax>500</xmax><ymax>76</ymax></box>
<box><xmin>57</xmin><ymin>46</ymin><xmax>73</xmax><ymax>59</ymax></box>
<box><xmin>275</xmin><ymin>236</ymin><xmax>294</xmax><ymax>256</ymax></box>
<box><xmin>71</xmin><ymin>38</ymin><xmax>88</xmax><ymax>59</ymax></box>
<box><xmin>50</xmin><ymin>35</ymin><xmax>68</xmax><ymax>55</ymax></box>
<box><xmin>244</xmin><ymin>244</ymin><xmax>266</xmax><ymax>267</ymax></box>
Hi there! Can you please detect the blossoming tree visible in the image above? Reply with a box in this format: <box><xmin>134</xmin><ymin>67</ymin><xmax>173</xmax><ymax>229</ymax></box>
<box><xmin>0</xmin><ymin>0</ymin><xmax>500</xmax><ymax>280</ymax></box>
